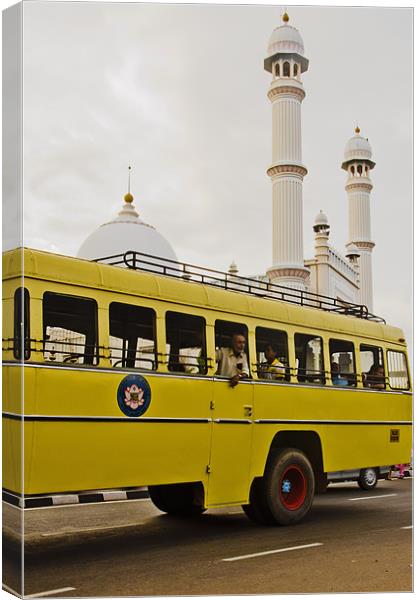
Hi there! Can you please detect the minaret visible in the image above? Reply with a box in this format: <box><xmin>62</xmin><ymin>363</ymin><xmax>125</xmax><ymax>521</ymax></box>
<box><xmin>341</xmin><ymin>127</ymin><xmax>376</xmax><ymax>310</ymax></box>
<box><xmin>313</xmin><ymin>210</ymin><xmax>330</xmax><ymax>297</ymax></box>
<box><xmin>265</xmin><ymin>13</ymin><xmax>310</xmax><ymax>290</ymax></box>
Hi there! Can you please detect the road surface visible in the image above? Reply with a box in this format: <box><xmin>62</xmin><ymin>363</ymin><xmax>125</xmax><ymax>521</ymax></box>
<box><xmin>3</xmin><ymin>478</ymin><xmax>412</xmax><ymax>596</ymax></box>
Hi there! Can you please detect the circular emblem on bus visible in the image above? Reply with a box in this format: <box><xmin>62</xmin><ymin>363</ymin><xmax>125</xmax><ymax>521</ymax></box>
<box><xmin>117</xmin><ymin>374</ymin><xmax>151</xmax><ymax>417</ymax></box>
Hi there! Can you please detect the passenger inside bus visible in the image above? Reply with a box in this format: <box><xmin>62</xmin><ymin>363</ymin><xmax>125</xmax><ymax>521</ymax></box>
<box><xmin>259</xmin><ymin>343</ymin><xmax>286</xmax><ymax>380</ymax></box>
<box><xmin>331</xmin><ymin>361</ymin><xmax>349</xmax><ymax>386</ymax></box>
<box><xmin>216</xmin><ymin>332</ymin><xmax>249</xmax><ymax>387</ymax></box>
<box><xmin>364</xmin><ymin>364</ymin><xmax>385</xmax><ymax>389</ymax></box>
<box><xmin>255</xmin><ymin>326</ymin><xmax>290</xmax><ymax>382</ymax></box>
<box><xmin>329</xmin><ymin>339</ymin><xmax>356</xmax><ymax>387</ymax></box>
<box><xmin>360</xmin><ymin>344</ymin><xmax>386</xmax><ymax>389</ymax></box>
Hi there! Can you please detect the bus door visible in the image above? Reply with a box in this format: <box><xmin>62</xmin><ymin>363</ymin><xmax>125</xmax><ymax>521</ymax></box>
<box><xmin>207</xmin><ymin>323</ymin><xmax>254</xmax><ymax>506</ymax></box>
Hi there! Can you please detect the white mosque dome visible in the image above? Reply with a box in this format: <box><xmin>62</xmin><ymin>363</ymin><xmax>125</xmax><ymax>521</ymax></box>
<box><xmin>77</xmin><ymin>193</ymin><xmax>178</xmax><ymax>264</ymax></box>
<box><xmin>267</xmin><ymin>14</ymin><xmax>305</xmax><ymax>56</ymax></box>
<box><xmin>343</xmin><ymin>128</ymin><xmax>373</xmax><ymax>162</ymax></box>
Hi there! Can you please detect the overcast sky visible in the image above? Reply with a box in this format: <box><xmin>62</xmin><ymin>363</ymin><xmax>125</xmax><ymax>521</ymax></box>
<box><xmin>17</xmin><ymin>2</ymin><xmax>413</xmax><ymax>344</ymax></box>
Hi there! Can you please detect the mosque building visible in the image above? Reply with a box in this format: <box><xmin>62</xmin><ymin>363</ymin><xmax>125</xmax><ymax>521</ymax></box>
<box><xmin>77</xmin><ymin>12</ymin><xmax>376</xmax><ymax>312</ymax></box>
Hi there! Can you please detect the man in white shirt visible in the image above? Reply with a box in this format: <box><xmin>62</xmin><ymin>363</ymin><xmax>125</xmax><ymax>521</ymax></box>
<box><xmin>216</xmin><ymin>333</ymin><xmax>250</xmax><ymax>387</ymax></box>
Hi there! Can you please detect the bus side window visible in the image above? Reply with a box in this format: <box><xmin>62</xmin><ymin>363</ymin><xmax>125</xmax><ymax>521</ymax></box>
<box><xmin>294</xmin><ymin>333</ymin><xmax>325</xmax><ymax>384</ymax></box>
<box><xmin>109</xmin><ymin>303</ymin><xmax>156</xmax><ymax>370</ymax></box>
<box><xmin>43</xmin><ymin>292</ymin><xmax>98</xmax><ymax>365</ymax></box>
<box><xmin>14</xmin><ymin>287</ymin><xmax>30</xmax><ymax>360</ymax></box>
<box><xmin>360</xmin><ymin>344</ymin><xmax>385</xmax><ymax>389</ymax></box>
<box><xmin>215</xmin><ymin>320</ymin><xmax>250</xmax><ymax>378</ymax></box>
<box><xmin>387</xmin><ymin>350</ymin><xmax>410</xmax><ymax>390</ymax></box>
<box><xmin>255</xmin><ymin>326</ymin><xmax>289</xmax><ymax>382</ymax></box>
<box><xmin>165</xmin><ymin>312</ymin><xmax>207</xmax><ymax>374</ymax></box>
<box><xmin>329</xmin><ymin>339</ymin><xmax>356</xmax><ymax>387</ymax></box>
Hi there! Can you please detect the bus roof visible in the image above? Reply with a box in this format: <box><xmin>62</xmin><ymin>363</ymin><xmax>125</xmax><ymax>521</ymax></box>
<box><xmin>3</xmin><ymin>247</ymin><xmax>406</xmax><ymax>346</ymax></box>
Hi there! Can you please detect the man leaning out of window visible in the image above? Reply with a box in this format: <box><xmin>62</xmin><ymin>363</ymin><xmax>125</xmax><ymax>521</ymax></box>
<box><xmin>216</xmin><ymin>333</ymin><xmax>249</xmax><ymax>387</ymax></box>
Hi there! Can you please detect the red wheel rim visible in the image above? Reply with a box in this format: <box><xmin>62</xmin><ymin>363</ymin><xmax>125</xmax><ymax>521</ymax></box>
<box><xmin>279</xmin><ymin>464</ymin><xmax>307</xmax><ymax>510</ymax></box>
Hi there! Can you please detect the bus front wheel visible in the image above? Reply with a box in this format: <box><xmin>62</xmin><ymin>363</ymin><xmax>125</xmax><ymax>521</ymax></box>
<box><xmin>148</xmin><ymin>483</ymin><xmax>206</xmax><ymax>516</ymax></box>
<box><xmin>243</xmin><ymin>448</ymin><xmax>315</xmax><ymax>526</ymax></box>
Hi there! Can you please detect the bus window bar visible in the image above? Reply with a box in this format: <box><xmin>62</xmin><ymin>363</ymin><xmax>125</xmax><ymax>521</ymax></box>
<box><xmin>3</xmin><ymin>337</ymin><xmax>30</xmax><ymax>351</ymax></box>
<box><xmin>164</xmin><ymin>352</ymin><xmax>210</xmax><ymax>375</ymax></box>
<box><xmin>42</xmin><ymin>339</ymin><xmax>99</xmax><ymax>364</ymax></box>
<box><xmin>4</xmin><ymin>337</ymin><xmax>34</xmax><ymax>360</ymax></box>
<box><xmin>110</xmin><ymin>357</ymin><xmax>156</xmax><ymax>369</ymax></box>
<box><xmin>109</xmin><ymin>347</ymin><xmax>157</xmax><ymax>370</ymax></box>
<box><xmin>4</xmin><ymin>339</ymin><xmax>107</xmax><ymax>356</ymax></box>
<box><xmin>93</xmin><ymin>251</ymin><xmax>386</xmax><ymax>323</ymax></box>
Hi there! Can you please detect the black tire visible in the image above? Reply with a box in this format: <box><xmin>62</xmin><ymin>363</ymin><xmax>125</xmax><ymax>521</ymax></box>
<box><xmin>242</xmin><ymin>478</ymin><xmax>276</xmax><ymax>525</ymax></box>
<box><xmin>243</xmin><ymin>448</ymin><xmax>315</xmax><ymax>526</ymax></box>
<box><xmin>148</xmin><ymin>483</ymin><xmax>206</xmax><ymax>516</ymax></box>
<box><xmin>357</xmin><ymin>468</ymin><xmax>378</xmax><ymax>490</ymax></box>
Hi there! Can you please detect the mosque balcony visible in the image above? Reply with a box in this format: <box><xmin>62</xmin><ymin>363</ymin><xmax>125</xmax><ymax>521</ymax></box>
<box><xmin>341</xmin><ymin>157</ymin><xmax>376</xmax><ymax>171</ymax></box>
<box><xmin>267</xmin><ymin>162</ymin><xmax>308</xmax><ymax>178</ymax></box>
<box><xmin>264</xmin><ymin>52</ymin><xmax>309</xmax><ymax>75</ymax></box>
<box><xmin>328</xmin><ymin>247</ymin><xmax>358</xmax><ymax>283</ymax></box>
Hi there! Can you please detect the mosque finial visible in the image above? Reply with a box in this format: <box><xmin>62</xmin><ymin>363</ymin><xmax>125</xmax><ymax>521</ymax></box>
<box><xmin>355</xmin><ymin>124</ymin><xmax>360</xmax><ymax>134</ymax></box>
<box><xmin>282</xmin><ymin>11</ymin><xmax>289</xmax><ymax>23</ymax></box>
<box><xmin>124</xmin><ymin>165</ymin><xmax>134</xmax><ymax>203</ymax></box>
<box><xmin>228</xmin><ymin>260</ymin><xmax>238</xmax><ymax>275</ymax></box>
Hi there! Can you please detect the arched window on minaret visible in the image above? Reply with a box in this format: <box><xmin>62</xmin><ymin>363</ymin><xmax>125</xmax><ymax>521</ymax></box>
<box><xmin>293</xmin><ymin>63</ymin><xmax>298</xmax><ymax>77</ymax></box>
<box><xmin>283</xmin><ymin>61</ymin><xmax>290</xmax><ymax>77</ymax></box>
<box><xmin>350</xmin><ymin>165</ymin><xmax>355</xmax><ymax>176</ymax></box>
<box><xmin>275</xmin><ymin>63</ymin><xmax>280</xmax><ymax>77</ymax></box>
<box><xmin>357</xmin><ymin>164</ymin><xmax>363</xmax><ymax>176</ymax></box>
<box><xmin>365</xmin><ymin>166</ymin><xmax>369</xmax><ymax>175</ymax></box>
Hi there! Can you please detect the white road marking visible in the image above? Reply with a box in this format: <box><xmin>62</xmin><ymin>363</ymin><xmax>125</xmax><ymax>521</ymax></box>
<box><xmin>25</xmin><ymin>587</ymin><xmax>76</xmax><ymax>598</ymax></box>
<box><xmin>401</xmin><ymin>525</ymin><xmax>413</xmax><ymax>529</ymax></box>
<box><xmin>222</xmin><ymin>542</ymin><xmax>323</xmax><ymax>562</ymax></box>
<box><xmin>347</xmin><ymin>493</ymin><xmax>398</xmax><ymax>501</ymax></box>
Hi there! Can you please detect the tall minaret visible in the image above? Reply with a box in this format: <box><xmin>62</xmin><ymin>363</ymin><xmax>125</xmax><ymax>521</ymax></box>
<box><xmin>265</xmin><ymin>13</ymin><xmax>310</xmax><ymax>291</ymax></box>
<box><xmin>341</xmin><ymin>127</ymin><xmax>376</xmax><ymax>310</ymax></box>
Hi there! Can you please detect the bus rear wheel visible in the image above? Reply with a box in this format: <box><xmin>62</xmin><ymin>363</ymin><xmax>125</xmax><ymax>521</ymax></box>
<box><xmin>243</xmin><ymin>448</ymin><xmax>315</xmax><ymax>526</ymax></box>
<box><xmin>357</xmin><ymin>468</ymin><xmax>378</xmax><ymax>490</ymax></box>
<box><xmin>148</xmin><ymin>483</ymin><xmax>206</xmax><ymax>516</ymax></box>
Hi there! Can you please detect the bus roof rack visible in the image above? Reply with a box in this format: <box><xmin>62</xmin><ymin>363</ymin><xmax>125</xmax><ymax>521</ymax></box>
<box><xmin>94</xmin><ymin>250</ymin><xmax>386</xmax><ymax>324</ymax></box>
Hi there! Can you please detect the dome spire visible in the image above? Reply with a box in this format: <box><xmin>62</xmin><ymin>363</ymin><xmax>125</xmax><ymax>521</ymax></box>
<box><xmin>124</xmin><ymin>165</ymin><xmax>134</xmax><ymax>204</ymax></box>
<box><xmin>282</xmin><ymin>11</ymin><xmax>289</xmax><ymax>23</ymax></box>
<box><xmin>228</xmin><ymin>260</ymin><xmax>238</xmax><ymax>275</ymax></box>
<box><xmin>355</xmin><ymin>125</ymin><xmax>361</xmax><ymax>134</ymax></box>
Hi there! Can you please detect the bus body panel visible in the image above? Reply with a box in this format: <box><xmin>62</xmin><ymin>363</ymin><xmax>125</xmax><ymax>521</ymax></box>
<box><xmin>251</xmin><ymin>382</ymin><xmax>412</xmax><ymax>477</ymax></box>
<box><xmin>4</xmin><ymin>365</ymin><xmax>213</xmax><ymax>495</ymax></box>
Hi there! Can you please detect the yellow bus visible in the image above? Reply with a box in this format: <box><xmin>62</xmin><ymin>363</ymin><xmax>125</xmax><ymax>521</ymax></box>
<box><xmin>3</xmin><ymin>247</ymin><xmax>412</xmax><ymax>524</ymax></box>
